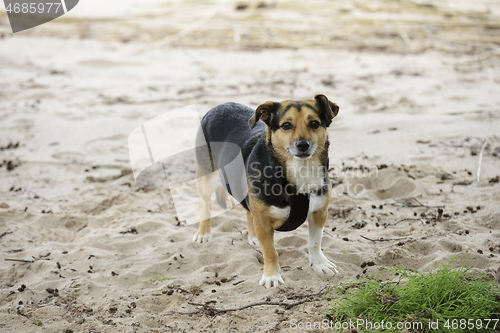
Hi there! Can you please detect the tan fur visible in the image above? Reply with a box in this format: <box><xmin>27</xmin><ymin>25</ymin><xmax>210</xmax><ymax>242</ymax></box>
<box><xmin>310</xmin><ymin>186</ymin><xmax>330</xmax><ymax>226</ymax></box>
<box><xmin>246</xmin><ymin>210</ymin><xmax>256</xmax><ymax>240</ymax></box>
<box><xmin>248</xmin><ymin>196</ymin><xmax>286</xmax><ymax>277</ymax></box>
<box><xmin>193</xmin><ymin>167</ymin><xmax>217</xmax><ymax>243</ymax></box>
<box><xmin>215</xmin><ymin>184</ymin><xmax>229</xmax><ymax>209</ymax></box>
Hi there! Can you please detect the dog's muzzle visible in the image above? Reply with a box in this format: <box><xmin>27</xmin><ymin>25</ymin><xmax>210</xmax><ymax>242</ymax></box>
<box><xmin>290</xmin><ymin>140</ymin><xmax>315</xmax><ymax>159</ymax></box>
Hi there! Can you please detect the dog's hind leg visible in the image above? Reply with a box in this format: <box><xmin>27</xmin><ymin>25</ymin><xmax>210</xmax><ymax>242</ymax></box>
<box><xmin>193</xmin><ymin>169</ymin><xmax>217</xmax><ymax>243</ymax></box>
<box><xmin>246</xmin><ymin>211</ymin><xmax>259</xmax><ymax>246</ymax></box>
<box><xmin>193</xmin><ymin>136</ymin><xmax>218</xmax><ymax>243</ymax></box>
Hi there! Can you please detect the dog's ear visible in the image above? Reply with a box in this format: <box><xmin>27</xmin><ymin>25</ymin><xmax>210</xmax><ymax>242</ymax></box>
<box><xmin>314</xmin><ymin>94</ymin><xmax>339</xmax><ymax>127</ymax></box>
<box><xmin>248</xmin><ymin>101</ymin><xmax>277</xmax><ymax>129</ymax></box>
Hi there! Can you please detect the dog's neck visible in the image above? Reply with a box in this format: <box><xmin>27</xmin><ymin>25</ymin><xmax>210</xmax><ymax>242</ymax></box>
<box><xmin>285</xmin><ymin>158</ymin><xmax>326</xmax><ymax>193</ymax></box>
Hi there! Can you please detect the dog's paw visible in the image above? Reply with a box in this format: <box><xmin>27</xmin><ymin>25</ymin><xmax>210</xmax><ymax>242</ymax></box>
<box><xmin>309</xmin><ymin>252</ymin><xmax>339</xmax><ymax>275</ymax></box>
<box><xmin>192</xmin><ymin>233</ymin><xmax>212</xmax><ymax>243</ymax></box>
<box><xmin>259</xmin><ymin>273</ymin><xmax>284</xmax><ymax>289</ymax></box>
<box><xmin>248</xmin><ymin>236</ymin><xmax>260</xmax><ymax>246</ymax></box>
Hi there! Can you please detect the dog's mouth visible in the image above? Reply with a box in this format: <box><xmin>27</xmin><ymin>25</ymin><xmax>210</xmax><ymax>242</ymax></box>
<box><xmin>294</xmin><ymin>153</ymin><xmax>312</xmax><ymax>159</ymax></box>
<box><xmin>286</xmin><ymin>145</ymin><xmax>316</xmax><ymax>159</ymax></box>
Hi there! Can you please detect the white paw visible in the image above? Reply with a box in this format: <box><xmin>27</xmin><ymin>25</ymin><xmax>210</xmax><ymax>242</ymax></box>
<box><xmin>248</xmin><ymin>236</ymin><xmax>260</xmax><ymax>246</ymax></box>
<box><xmin>309</xmin><ymin>252</ymin><xmax>339</xmax><ymax>275</ymax></box>
<box><xmin>259</xmin><ymin>273</ymin><xmax>284</xmax><ymax>289</ymax></box>
<box><xmin>192</xmin><ymin>233</ymin><xmax>212</xmax><ymax>243</ymax></box>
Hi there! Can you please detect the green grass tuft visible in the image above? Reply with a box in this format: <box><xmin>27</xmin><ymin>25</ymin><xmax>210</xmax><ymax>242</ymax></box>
<box><xmin>326</xmin><ymin>254</ymin><xmax>500</xmax><ymax>332</ymax></box>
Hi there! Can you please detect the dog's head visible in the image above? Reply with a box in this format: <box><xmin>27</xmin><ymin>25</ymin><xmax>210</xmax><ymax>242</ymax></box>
<box><xmin>248</xmin><ymin>94</ymin><xmax>339</xmax><ymax>161</ymax></box>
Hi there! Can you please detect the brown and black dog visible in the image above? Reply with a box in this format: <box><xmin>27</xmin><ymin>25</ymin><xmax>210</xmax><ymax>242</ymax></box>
<box><xmin>193</xmin><ymin>95</ymin><xmax>339</xmax><ymax>288</ymax></box>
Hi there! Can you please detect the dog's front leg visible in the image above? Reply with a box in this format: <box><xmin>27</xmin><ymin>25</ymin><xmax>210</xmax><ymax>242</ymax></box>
<box><xmin>254</xmin><ymin>220</ymin><xmax>284</xmax><ymax>288</ymax></box>
<box><xmin>248</xmin><ymin>196</ymin><xmax>284</xmax><ymax>288</ymax></box>
<box><xmin>308</xmin><ymin>205</ymin><xmax>339</xmax><ymax>275</ymax></box>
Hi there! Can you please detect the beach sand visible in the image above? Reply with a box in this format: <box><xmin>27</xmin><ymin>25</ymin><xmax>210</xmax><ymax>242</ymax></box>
<box><xmin>1</xmin><ymin>1</ymin><xmax>500</xmax><ymax>332</ymax></box>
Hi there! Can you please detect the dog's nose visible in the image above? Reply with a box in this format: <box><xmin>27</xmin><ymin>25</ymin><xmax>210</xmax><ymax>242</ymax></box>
<box><xmin>296</xmin><ymin>140</ymin><xmax>310</xmax><ymax>152</ymax></box>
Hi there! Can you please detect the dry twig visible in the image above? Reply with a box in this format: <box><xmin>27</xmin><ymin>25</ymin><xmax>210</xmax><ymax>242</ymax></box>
<box><xmin>234</xmin><ymin>239</ymin><xmax>262</xmax><ymax>255</ymax></box>
<box><xmin>361</xmin><ymin>231</ymin><xmax>459</xmax><ymax>243</ymax></box>
<box><xmin>188</xmin><ymin>298</ymin><xmax>308</xmax><ymax>314</ymax></box>
<box><xmin>0</xmin><ymin>231</ymin><xmax>13</xmax><ymax>239</ymax></box>
<box><xmin>336</xmin><ymin>219</ymin><xmax>357</xmax><ymax>232</ymax></box>
<box><xmin>5</xmin><ymin>253</ymin><xmax>51</xmax><ymax>269</ymax></box>
<box><xmin>385</xmin><ymin>197</ymin><xmax>444</xmax><ymax>209</ymax></box>
<box><xmin>184</xmin><ymin>285</ymin><xmax>329</xmax><ymax>316</ymax></box>
<box><xmin>384</xmin><ymin>218</ymin><xmax>423</xmax><ymax>227</ymax></box>
<box><xmin>477</xmin><ymin>139</ymin><xmax>489</xmax><ymax>183</ymax></box>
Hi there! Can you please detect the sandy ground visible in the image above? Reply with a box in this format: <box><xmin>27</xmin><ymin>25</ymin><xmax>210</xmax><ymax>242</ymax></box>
<box><xmin>1</xmin><ymin>1</ymin><xmax>500</xmax><ymax>332</ymax></box>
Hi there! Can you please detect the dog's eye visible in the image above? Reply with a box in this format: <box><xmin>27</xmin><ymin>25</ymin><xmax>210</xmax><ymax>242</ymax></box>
<box><xmin>309</xmin><ymin>121</ymin><xmax>320</xmax><ymax>129</ymax></box>
<box><xmin>281</xmin><ymin>122</ymin><xmax>293</xmax><ymax>130</ymax></box>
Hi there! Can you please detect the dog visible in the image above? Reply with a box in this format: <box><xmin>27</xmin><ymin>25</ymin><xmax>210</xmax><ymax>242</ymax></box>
<box><xmin>193</xmin><ymin>95</ymin><xmax>339</xmax><ymax>288</ymax></box>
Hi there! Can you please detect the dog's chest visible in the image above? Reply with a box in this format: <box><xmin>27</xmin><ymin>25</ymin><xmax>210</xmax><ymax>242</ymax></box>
<box><xmin>286</xmin><ymin>159</ymin><xmax>325</xmax><ymax>193</ymax></box>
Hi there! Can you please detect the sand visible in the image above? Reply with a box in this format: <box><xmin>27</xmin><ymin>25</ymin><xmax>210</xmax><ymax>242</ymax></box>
<box><xmin>1</xmin><ymin>1</ymin><xmax>500</xmax><ymax>332</ymax></box>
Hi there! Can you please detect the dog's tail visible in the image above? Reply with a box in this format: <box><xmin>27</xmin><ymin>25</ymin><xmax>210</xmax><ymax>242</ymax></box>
<box><xmin>215</xmin><ymin>184</ymin><xmax>230</xmax><ymax>210</ymax></box>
